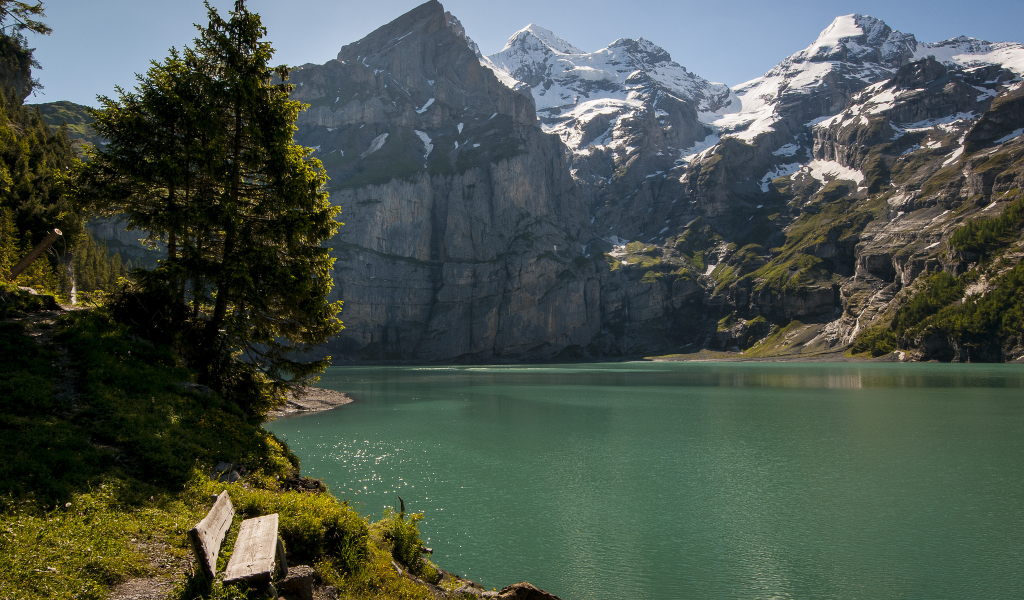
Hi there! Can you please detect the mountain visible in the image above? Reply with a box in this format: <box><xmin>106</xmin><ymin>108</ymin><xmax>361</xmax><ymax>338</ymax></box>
<box><xmin>467</xmin><ymin>10</ymin><xmax>1024</xmax><ymax>361</ymax></box>
<box><xmin>482</xmin><ymin>13</ymin><xmax>1023</xmax><ymax>361</ymax></box>
<box><xmin>30</xmin><ymin>100</ymin><xmax>104</xmax><ymax>152</ymax></box>
<box><xmin>53</xmin><ymin>5</ymin><xmax>1024</xmax><ymax>362</ymax></box>
<box><xmin>287</xmin><ymin>1</ymin><xmax>600</xmax><ymax>361</ymax></box>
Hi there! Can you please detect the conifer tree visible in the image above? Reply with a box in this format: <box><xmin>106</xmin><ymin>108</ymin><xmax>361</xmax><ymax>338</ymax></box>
<box><xmin>72</xmin><ymin>0</ymin><xmax>343</xmax><ymax>402</ymax></box>
<box><xmin>0</xmin><ymin>0</ymin><xmax>81</xmax><ymax>295</ymax></box>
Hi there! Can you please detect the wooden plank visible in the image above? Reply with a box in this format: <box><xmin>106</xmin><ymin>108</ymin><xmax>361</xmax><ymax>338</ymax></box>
<box><xmin>224</xmin><ymin>513</ymin><xmax>280</xmax><ymax>586</ymax></box>
<box><xmin>276</xmin><ymin>536</ymin><xmax>289</xmax><ymax>578</ymax></box>
<box><xmin>187</xmin><ymin>491</ymin><xmax>234</xmax><ymax>580</ymax></box>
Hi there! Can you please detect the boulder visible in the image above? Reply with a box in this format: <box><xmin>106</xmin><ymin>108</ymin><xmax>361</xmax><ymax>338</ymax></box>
<box><xmin>277</xmin><ymin>565</ymin><xmax>314</xmax><ymax>600</ymax></box>
<box><xmin>497</xmin><ymin>582</ymin><xmax>562</xmax><ymax>600</ymax></box>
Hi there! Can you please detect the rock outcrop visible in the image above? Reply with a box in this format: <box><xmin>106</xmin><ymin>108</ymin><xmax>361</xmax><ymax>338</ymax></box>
<box><xmin>290</xmin><ymin>1</ymin><xmax>598</xmax><ymax>360</ymax></box>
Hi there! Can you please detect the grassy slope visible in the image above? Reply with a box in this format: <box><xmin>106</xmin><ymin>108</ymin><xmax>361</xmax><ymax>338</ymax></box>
<box><xmin>0</xmin><ymin>300</ymin><xmax>440</xmax><ymax>600</ymax></box>
<box><xmin>29</xmin><ymin>100</ymin><xmax>104</xmax><ymax>152</ymax></box>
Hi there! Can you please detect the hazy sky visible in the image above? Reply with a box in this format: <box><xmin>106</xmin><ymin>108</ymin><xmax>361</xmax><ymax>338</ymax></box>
<box><xmin>28</xmin><ymin>0</ymin><xmax>1024</xmax><ymax>107</ymax></box>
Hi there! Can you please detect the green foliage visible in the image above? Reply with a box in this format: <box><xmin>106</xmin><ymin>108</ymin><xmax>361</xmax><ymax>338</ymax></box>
<box><xmin>71</xmin><ymin>1</ymin><xmax>343</xmax><ymax>409</ymax></box>
<box><xmin>890</xmin><ymin>271</ymin><xmax>965</xmax><ymax>333</ymax></box>
<box><xmin>0</xmin><ymin>204</ymin><xmax>14</xmax><ymax>274</ymax></box>
<box><xmin>849</xmin><ymin>326</ymin><xmax>897</xmax><ymax>357</ymax></box>
<box><xmin>741</xmin><ymin>319</ymin><xmax>806</xmax><ymax>358</ymax></box>
<box><xmin>924</xmin><ymin>265</ymin><xmax>1024</xmax><ymax>339</ymax></box>
<box><xmin>372</xmin><ymin>509</ymin><xmax>440</xmax><ymax>585</ymax></box>
<box><xmin>0</xmin><ymin>310</ymin><xmax>298</xmax><ymax>505</ymax></box>
<box><xmin>949</xmin><ymin>195</ymin><xmax>1024</xmax><ymax>257</ymax></box>
<box><xmin>748</xmin><ymin>195</ymin><xmax>873</xmax><ymax>295</ymax></box>
<box><xmin>862</xmin><ymin>153</ymin><xmax>889</xmax><ymax>194</ymax></box>
<box><xmin>627</xmin><ymin>254</ymin><xmax>661</xmax><ymax>268</ymax></box>
<box><xmin>624</xmin><ymin>241</ymin><xmax>654</xmax><ymax>254</ymax></box>
<box><xmin>0</xmin><ymin>307</ymin><xmax>442</xmax><ymax>599</ymax></box>
<box><xmin>72</xmin><ymin>230</ymin><xmax>128</xmax><ymax>298</ymax></box>
<box><xmin>859</xmin><ymin>262</ymin><xmax>1024</xmax><ymax>359</ymax></box>
<box><xmin>604</xmin><ymin>253</ymin><xmax>621</xmax><ymax>271</ymax></box>
<box><xmin>0</xmin><ymin>1</ymin><xmax>50</xmax><ymax>37</ymax></box>
<box><xmin>0</xmin><ymin>283</ymin><xmax>59</xmax><ymax>316</ymax></box>
<box><xmin>187</xmin><ymin>473</ymin><xmax>369</xmax><ymax>577</ymax></box>
<box><xmin>0</xmin><ymin>483</ymin><xmax>164</xmax><ymax>600</ymax></box>
<box><xmin>0</xmin><ymin>14</ymin><xmax>85</xmax><ymax>297</ymax></box>
<box><xmin>754</xmin><ymin>253</ymin><xmax>826</xmax><ymax>293</ymax></box>
<box><xmin>689</xmin><ymin>250</ymin><xmax>705</xmax><ymax>271</ymax></box>
<box><xmin>818</xmin><ymin>180</ymin><xmax>851</xmax><ymax>201</ymax></box>
<box><xmin>641</xmin><ymin>270</ymin><xmax>662</xmax><ymax>283</ymax></box>
<box><xmin>712</xmin><ymin>264</ymin><xmax>736</xmax><ymax>292</ymax></box>
<box><xmin>921</xmin><ymin>165</ymin><xmax>961</xmax><ymax>197</ymax></box>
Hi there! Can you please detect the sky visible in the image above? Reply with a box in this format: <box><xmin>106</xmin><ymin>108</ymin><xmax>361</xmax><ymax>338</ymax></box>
<box><xmin>27</xmin><ymin>0</ymin><xmax>1024</xmax><ymax>107</ymax></box>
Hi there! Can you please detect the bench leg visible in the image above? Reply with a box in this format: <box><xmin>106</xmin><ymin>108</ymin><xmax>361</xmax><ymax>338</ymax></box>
<box><xmin>276</xmin><ymin>536</ymin><xmax>289</xmax><ymax>578</ymax></box>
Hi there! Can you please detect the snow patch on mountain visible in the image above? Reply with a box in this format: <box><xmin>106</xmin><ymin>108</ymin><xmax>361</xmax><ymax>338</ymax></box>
<box><xmin>414</xmin><ymin>130</ymin><xmax>433</xmax><ymax>160</ymax></box>
<box><xmin>773</xmin><ymin>144</ymin><xmax>801</xmax><ymax>157</ymax></box>
<box><xmin>994</xmin><ymin>128</ymin><xmax>1024</xmax><ymax>144</ymax></box>
<box><xmin>804</xmin><ymin>159</ymin><xmax>866</xmax><ymax>186</ymax></box>
<box><xmin>703</xmin><ymin>15</ymin><xmax>914</xmax><ymax>142</ymax></box>
<box><xmin>807</xmin><ymin>14</ymin><xmax>864</xmax><ymax>53</ymax></box>
<box><xmin>500</xmin><ymin>24</ymin><xmax>584</xmax><ymax>55</ymax></box>
<box><xmin>677</xmin><ymin>134</ymin><xmax>721</xmax><ymax>167</ymax></box>
<box><xmin>760</xmin><ymin>163</ymin><xmax>802</xmax><ymax>192</ymax></box>
<box><xmin>360</xmin><ymin>133</ymin><xmax>388</xmax><ymax>158</ymax></box>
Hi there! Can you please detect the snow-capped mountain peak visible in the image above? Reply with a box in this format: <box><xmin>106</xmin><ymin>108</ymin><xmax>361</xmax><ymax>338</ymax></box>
<box><xmin>792</xmin><ymin>14</ymin><xmax>917</xmax><ymax>66</ymax></box>
<box><xmin>484</xmin><ymin>28</ymin><xmax>733</xmax><ymax>164</ymax></box>
<box><xmin>808</xmin><ymin>14</ymin><xmax>867</xmax><ymax>52</ymax></box>
<box><xmin>502</xmin><ymin>24</ymin><xmax>584</xmax><ymax>55</ymax></box>
<box><xmin>705</xmin><ymin>15</ymin><xmax>920</xmax><ymax>144</ymax></box>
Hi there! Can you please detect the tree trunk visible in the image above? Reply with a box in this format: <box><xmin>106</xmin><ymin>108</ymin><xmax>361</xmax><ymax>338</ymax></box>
<box><xmin>62</xmin><ymin>250</ymin><xmax>76</xmax><ymax>305</ymax></box>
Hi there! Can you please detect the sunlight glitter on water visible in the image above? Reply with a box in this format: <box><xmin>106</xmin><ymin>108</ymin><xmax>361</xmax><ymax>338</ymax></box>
<box><xmin>269</xmin><ymin>362</ymin><xmax>1024</xmax><ymax>599</ymax></box>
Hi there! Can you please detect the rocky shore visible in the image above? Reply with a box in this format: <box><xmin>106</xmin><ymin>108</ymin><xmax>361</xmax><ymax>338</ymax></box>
<box><xmin>267</xmin><ymin>386</ymin><xmax>354</xmax><ymax>419</ymax></box>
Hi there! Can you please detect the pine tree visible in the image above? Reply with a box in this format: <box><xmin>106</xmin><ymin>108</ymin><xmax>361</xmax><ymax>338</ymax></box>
<box><xmin>0</xmin><ymin>1</ymin><xmax>80</xmax><ymax>296</ymax></box>
<box><xmin>0</xmin><ymin>205</ymin><xmax>16</xmax><ymax>276</ymax></box>
<box><xmin>72</xmin><ymin>0</ymin><xmax>343</xmax><ymax>406</ymax></box>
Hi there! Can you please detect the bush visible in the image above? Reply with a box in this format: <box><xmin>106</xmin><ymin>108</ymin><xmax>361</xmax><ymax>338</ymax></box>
<box><xmin>850</xmin><ymin>327</ymin><xmax>897</xmax><ymax>357</ymax></box>
<box><xmin>373</xmin><ymin>509</ymin><xmax>439</xmax><ymax>585</ymax></box>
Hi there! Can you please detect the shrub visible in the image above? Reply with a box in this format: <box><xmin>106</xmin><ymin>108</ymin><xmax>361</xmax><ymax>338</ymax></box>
<box><xmin>372</xmin><ymin>509</ymin><xmax>440</xmax><ymax>585</ymax></box>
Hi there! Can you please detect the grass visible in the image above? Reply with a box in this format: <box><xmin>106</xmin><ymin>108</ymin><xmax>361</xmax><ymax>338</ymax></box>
<box><xmin>0</xmin><ymin>307</ymin><xmax>440</xmax><ymax>599</ymax></box>
<box><xmin>741</xmin><ymin>320</ymin><xmax>806</xmax><ymax>358</ymax></box>
<box><xmin>743</xmin><ymin>193</ymin><xmax>878</xmax><ymax>295</ymax></box>
<box><xmin>30</xmin><ymin>100</ymin><xmax>105</xmax><ymax>152</ymax></box>
<box><xmin>0</xmin><ymin>482</ymin><xmax>171</xmax><ymax>600</ymax></box>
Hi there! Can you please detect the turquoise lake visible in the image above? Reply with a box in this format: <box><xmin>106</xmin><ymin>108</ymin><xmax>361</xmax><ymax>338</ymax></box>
<box><xmin>266</xmin><ymin>362</ymin><xmax>1024</xmax><ymax>600</ymax></box>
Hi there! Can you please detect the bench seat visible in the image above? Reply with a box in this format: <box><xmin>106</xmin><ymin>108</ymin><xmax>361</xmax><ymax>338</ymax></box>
<box><xmin>224</xmin><ymin>513</ymin><xmax>288</xmax><ymax>586</ymax></box>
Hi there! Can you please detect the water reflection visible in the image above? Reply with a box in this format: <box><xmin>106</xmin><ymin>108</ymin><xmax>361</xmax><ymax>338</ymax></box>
<box><xmin>271</xmin><ymin>362</ymin><xmax>1024</xmax><ymax>600</ymax></box>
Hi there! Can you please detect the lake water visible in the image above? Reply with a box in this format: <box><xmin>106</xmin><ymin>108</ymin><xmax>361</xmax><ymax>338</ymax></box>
<box><xmin>267</xmin><ymin>362</ymin><xmax>1024</xmax><ymax>600</ymax></box>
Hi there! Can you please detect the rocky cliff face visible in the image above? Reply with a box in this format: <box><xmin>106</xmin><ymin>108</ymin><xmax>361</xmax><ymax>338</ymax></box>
<box><xmin>289</xmin><ymin>1</ymin><xmax>598</xmax><ymax>360</ymax></box>
<box><xmin>275</xmin><ymin>6</ymin><xmax>1024</xmax><ymax>361</ymax></box>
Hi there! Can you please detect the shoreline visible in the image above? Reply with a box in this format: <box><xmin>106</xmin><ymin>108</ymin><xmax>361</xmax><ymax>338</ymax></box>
<box><xmin>267</xmin><ymin>385</ymin><xmax>353</xmax><ymax>419</ymax></box>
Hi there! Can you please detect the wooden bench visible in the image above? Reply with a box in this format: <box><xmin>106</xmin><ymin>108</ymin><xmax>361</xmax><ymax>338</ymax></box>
<box><xmin>189</xmin><ymin>490</ymin><xmax>288</xmax><ymax>587</ymax></box>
